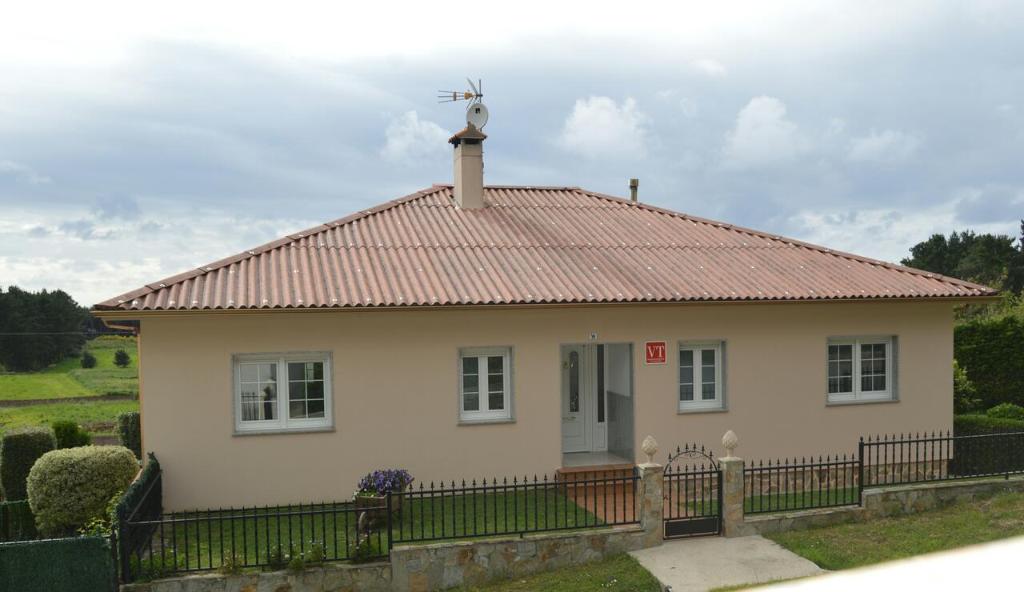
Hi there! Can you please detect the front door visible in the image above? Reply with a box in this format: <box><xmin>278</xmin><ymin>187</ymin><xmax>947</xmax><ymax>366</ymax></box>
<box><xmin>561</xmin><ymin>345</ymin><xmax>588</xmax><ymax>452</ymax></box>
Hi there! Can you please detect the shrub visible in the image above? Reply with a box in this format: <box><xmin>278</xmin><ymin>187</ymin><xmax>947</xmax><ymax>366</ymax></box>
<box><xmin>954</xmin><ymin>414</ymin><xmax>1024</xmax><ymax>436</ymax></box>
<box><xmin>953</xmin><ymin>360</ymin><xmax>981</xmax><ymax>414</ymax></box>
<box><xmin>80</xmin><ymin>351</ymin><xmax>97</xmax><ymax>369</ymax></box>
<box><xmin>955</xmin><ymin>313</ymin><xmax>1024</xmax><ymax>408</ymax></box>
<box><xmin>0</xmin><ymin>428</ymin><xmax>56</xmax><ymax>501</ymax></box>
<box><xmin>117</xmin><ymin>412</ymin><xmax>141</xmax><ymax>459</ymax></box>
<box><xmin>114</xmin><ymin>349</ymin><xmax>131</xmax><ymax>368</ymax></box>
<box><xmin>26</xmin><ymin>446</ymin><xmax>139</xmax><ymax>536</ymax></box>
<box><xmin>987</xmin><ymin>403</ymin><xmax>1024</xmax><ymax>422</ymax></box>
<box><xmin>52</xmin><ymin>421</ymin><xmax>92</xmax><ymax>449</ymax></box>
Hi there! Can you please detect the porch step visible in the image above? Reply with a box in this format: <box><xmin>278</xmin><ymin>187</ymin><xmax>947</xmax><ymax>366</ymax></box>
<box><xmin>555</xmin><ymin>463</ymin><xmax>636</xmax><ymax>483</ymax></box>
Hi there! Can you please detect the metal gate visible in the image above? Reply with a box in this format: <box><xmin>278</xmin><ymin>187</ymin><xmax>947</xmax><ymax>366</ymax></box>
<box><xmin>663</xmin><ymin>443</ymin><xmax>722</xmax><ymax>538</ymax></box>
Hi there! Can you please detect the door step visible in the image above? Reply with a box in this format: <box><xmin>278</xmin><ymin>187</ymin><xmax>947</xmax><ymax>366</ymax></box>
<box><xmin>555</xmin><ymin>463</ymin><xmax>636</xmax><ymax>483</ymax></box>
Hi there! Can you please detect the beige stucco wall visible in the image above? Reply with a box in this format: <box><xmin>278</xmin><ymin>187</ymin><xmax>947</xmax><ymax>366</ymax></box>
<box><xmin>133</xmin><ymin>301</ymin><xmax>954</xmax><ymax>510</ymax></box>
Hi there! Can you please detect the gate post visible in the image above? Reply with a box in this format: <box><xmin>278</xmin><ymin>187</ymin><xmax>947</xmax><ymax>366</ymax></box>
<box><xmin>720</xmin><ymin>430</ymin><xmax>746</xmax><ymax>538</ymax></box>
<box><xmin>637</xmin><ymin>435</ymin><xmax>664</xmax><ymax>548</ymax></box>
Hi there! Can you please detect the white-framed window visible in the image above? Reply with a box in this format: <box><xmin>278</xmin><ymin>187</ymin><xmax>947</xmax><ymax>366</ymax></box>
<box><xmin>678</xmin><ymin>341</ymin><xmax>724</xmax><ymax>411</ymax></box>
<box><xmin>234</xmin><ymin>352</ymin><xmax>333</xmax><ymax>433</ymax></box>
<box><xmin>827</xmin><ymin>337</ymin><xmax>896</xmax><ymax>403</ymax></box>
<box><xmin>459</xmin><ymin>347</ymin><xmax>512</xmax><ymax>422</ymax></box>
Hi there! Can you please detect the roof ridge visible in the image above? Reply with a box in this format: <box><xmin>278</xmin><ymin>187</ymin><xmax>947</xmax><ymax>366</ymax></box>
<box><xmin>572</xmin><ymin>187</ymin><xmax>993</xmax><ymax>293</ymax></box>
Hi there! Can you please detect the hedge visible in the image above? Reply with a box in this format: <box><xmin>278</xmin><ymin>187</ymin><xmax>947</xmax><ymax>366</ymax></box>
<box><xmin>0</xmin><ymin>429</ymin><xmax>56</xmax><ymax>501</ymax></box>
<box><xmin>954</xmin><ymin>414</ymin><xmax>1024</xmax><ymax>436</ymax></box>
<box><xmin>26</xmin><ymin>446</ymin><xmax>139</xmax><ymax>537</ymax></box>
<box><xmin>117</xmin><ymin>412</ymin><xmax>141</xmax><ymax>459</ymax></box>
<box><xmin>955</xmin><ymin>314</ymin><xmax>1024</xmax><ymax>409</ymax></box>
<box><xmin>0</xmin><ymin>535</ymin><xmax>115</xmax><ymax>592</ymax></box>
<box><xmin>52</xmin><ymin>421</ymin><xmax>91</xmax><ymax>449</ymax></box>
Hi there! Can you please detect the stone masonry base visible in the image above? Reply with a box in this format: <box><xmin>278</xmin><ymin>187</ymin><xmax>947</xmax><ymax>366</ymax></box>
<box><xmin>120</xmin><ymin>526</ymin><xmax>646</xmax><ymax>592</ymax></box>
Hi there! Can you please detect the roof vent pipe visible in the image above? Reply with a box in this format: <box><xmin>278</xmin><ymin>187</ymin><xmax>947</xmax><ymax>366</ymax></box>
<box><xmin>629</xmin><ymin>178</ymin><xmax>639</xmax><ymax>202</ymax></box>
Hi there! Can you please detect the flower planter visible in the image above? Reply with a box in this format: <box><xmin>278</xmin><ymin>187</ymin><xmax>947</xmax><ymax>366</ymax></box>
<box><xmin>353</xmin><ymin>490</ymin><xmax>404</xmax><ymax>527</ymax></box>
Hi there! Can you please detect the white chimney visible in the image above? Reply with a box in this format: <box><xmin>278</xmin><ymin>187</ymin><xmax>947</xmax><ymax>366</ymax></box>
<box><xmin>449</xmin><ymin>123</ymin><xmax>486</xmax><ymax>209</ymax></box>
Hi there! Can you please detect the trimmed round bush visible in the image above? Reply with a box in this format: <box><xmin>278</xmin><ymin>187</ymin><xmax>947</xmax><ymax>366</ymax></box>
<box><xmin>80</xmin><ymin>351</ymin><xmax>97</xmax><ymax>369</ymax></box>
<box><xmin>52</xmin><ymin>420</ymin><xmax>92</xmax><ymax>449</ymax></box>
<box><xmin>987</xmin><ymin>403</ymin><xmax>1024</xmax><ymax>422</ymax></box>
<box><xmin>0</xmin><ymin>428</ymin><xmax>56</xmax><ymax>501</ymax></box>
<box><xmin>26</xmin><ymin>445</ymin><xmax>139</xmax><ymax>536</ymax></box>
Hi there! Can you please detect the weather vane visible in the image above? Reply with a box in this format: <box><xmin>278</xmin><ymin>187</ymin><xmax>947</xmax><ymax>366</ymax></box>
<box><xmin>438</xmin><ymin>78</ymin><xmax>489</xmax><ymax>130</ymax></box>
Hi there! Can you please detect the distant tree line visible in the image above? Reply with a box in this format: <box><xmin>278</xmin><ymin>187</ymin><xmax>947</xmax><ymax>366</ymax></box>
<box><xmin>0</xmin><ymin>287</ymin><xmax>92</xmax><ymax>372</ymax></box>
<box><xmin>901</xmin><ymin>221</ymin><xmax>1024</xmax><ymax>414</ymax></box>
<box><xmin>901</xmin><ymin>222</ymin><xmax>1024</xmax><ymax>295</ymax></box>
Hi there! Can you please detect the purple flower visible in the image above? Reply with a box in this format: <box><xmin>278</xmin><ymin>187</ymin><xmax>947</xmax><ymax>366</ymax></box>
<box><xmin>357</xmin><ymin>469</ymin><xmax>413</xmax><ymax>495</ymax></box>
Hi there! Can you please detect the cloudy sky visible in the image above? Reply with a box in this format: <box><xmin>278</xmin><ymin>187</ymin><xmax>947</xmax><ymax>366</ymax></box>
<box><xmin>1</xmin><ymin>1</ymin><xmax>1022</xmax><ymax>306</ymax></box>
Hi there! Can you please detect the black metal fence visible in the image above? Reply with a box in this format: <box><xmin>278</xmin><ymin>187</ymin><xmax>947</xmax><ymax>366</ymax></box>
<box><xmin>744</xmin><ymin>455</ymin><xmax>860</xmax><ymax>514</ymax></box>
<box><xmin>119</xmin><ymin>467</ymin><xmax>638</xmax><ymax>582</ymax></box>
<box><xmin>390</xmin><ymin>471</ymin><xmax>638</xmax><ymax>544</ymax></box>
<box><xmin>861</xmin><ymin>431</ymin><xmax>1024</xmax><ymax>486</ymax></box>
<box><xmin>122</xmin><ymin>502</ymin><xmax>387</xmax><ymax>580</ymax></box>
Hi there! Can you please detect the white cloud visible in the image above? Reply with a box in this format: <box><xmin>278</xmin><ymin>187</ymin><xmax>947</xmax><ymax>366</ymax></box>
<box><xmin>380</xmin><ymin>111</ymin><xmax>449</xmax><ymax>163</ymax></box>
<box><xmin>0</xmin><ymin>160</ymin><xmax>51</xmax><ymax>184</ymax></box>
<box><xmin>721</xmin><ymin>96</ymin><xmax>806</xmax><ymax>169</ymax></box>
<box><xmin>787</xmin><ymin>200</ymin><xmax>1019</xmax><ymax>264</ymax></box>
<box><xmin>558</xmin><ymin>97</ymin><xmax>649</xmax><ymax>159</ymax></box>
<box><xmin>692</xmin><ymin>58</ymin><xmax>727</xmax><ymax>77</ymax></box>
<box><xmin>847</xmin><ymin>129</ymin><xmax>921</xmax><ymax>163</ymax></box>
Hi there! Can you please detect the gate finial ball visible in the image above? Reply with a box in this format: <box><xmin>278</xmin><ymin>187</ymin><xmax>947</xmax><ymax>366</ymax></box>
<box><xmin>722</xmin><ymin>430</ymin><xmax>739</xmax><ymax>458</ymax></box>
<box><xmin>641</xmin><ymin>435</ymin><xmax>658</xmax><ymax>464</ymax></box>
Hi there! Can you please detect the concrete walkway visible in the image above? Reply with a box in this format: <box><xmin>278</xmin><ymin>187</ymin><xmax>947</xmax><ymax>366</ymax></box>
<box><xmin>630</xmin><ymin>536</ymin><xmax>824</xmax><ymax>592</ymax></box>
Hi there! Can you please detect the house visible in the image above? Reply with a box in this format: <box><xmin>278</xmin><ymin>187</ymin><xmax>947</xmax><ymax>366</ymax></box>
<box><xmin>93</xmin><ymin>125</ymin><xmax>997</xmax><ymax>510</ymax></box>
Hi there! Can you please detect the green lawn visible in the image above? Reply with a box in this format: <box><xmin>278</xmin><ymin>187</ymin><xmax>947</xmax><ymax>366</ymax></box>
<box><xmin>0</xmin><ymin>336</ymin><xmax>139</xmax><ymax>436</ymax></box>
<box><xmin>744</xmin><ymin>487</ymin><xmax>859</xmax><ymax>514</ymax></box>
<box><xmin>130</xmin><ymin>489</ymin><xmax>606</xmax><ymax>578</ymax></box>
<box><xmin>453</xmin><ymin>553</ymin><xmax>660</xmax><ymax>591</ymax></box>
<box><xmin>0</xmin><ymin>335</ymin><xmax>138</xmax><ymax>400</ymax></box>
<box><xmin>0</xmin><ymin>400</ymin><xmax>138</xmax><ymax>435</ymax></box>
<box><xmin>0</xmin><ymin>373</ymin><xmax>93</xmax><ymax>399</ymax></box>
<box><xmin>767</xmin><ymin>490</ymin><xmax>1024</xmax><ymax>570</ymax></box>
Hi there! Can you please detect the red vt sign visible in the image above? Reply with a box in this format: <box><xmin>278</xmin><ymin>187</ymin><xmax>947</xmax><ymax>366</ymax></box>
<box><xmin>645</xmin><ymin>341</ymin><xmax>667</xmax><ymax>365</ymax></box>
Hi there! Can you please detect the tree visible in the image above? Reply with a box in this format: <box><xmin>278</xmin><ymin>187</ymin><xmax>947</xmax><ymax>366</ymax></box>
<box><xmin>902</xmin><ymin>224</ymin><xmax>1023</xmax><ymax>293</ymax></box>
<box><xmin>80</xmin><ymin>351</ymin><xmax>97</xmax><ymax>369</ymax></box>
<box><xmin>0</xmin><ymin>287</ymin><xmax>88</xmax><ymax>372</ymax></box>
<box><xmin>114</xmin><ymin>349</ymin><xmax>131</xmax><ymax>368</ymax></box>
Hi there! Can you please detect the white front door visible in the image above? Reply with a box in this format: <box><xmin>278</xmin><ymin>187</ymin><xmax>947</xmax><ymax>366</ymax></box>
<box><xmin>561</xmin><ymin>345</ymin><xmax>588</xmax><ymax>452</ymax></box>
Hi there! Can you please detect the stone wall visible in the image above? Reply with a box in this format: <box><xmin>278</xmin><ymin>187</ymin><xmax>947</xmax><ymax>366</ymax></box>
<box><xmin>391</xmin><ymin>526</ymin><xmax>646</xmax><ymax>591</ymax></box>
<box><xmin>120</xmin><ymin>527</ymin><xmax>645</xmax><ymax>592</ymax></box>
<box><xmin>121</xmin><ymin>561</ymin><xmax>392</xmax><ymax>592</ymax></box>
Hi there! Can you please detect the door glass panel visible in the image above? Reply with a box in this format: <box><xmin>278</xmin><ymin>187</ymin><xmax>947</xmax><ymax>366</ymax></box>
<box><xmin>568</xmin><ymin>350</ymin><xmax>580</xmax><ymax>413</ymax></box>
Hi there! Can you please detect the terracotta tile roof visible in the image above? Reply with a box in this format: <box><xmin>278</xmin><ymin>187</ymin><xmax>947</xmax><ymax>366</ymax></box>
<box><xmin>93</xmin><ymin>185</ymin><xmax>997</xmax><ymax>311</ymax></box>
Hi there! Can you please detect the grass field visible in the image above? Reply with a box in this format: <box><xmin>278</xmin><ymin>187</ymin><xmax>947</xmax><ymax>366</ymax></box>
<box><xmin>453</xmin><ymin>554</ymin><xmax>660</xmax><ymax>591</ymax></box>
<box><xmin>767</xmin><ymin>490</ymin><xmax>1024</xmax><ymax>570</ymax></box>
<box><xmin>0</xmin><ymin>400</ymin><xmax>139</xmax><ymax>436</ymax></box>
<box><xmin>0</xmin><ymin>335</ymin><xmax>139</xmax><ymax>435</ymax></box>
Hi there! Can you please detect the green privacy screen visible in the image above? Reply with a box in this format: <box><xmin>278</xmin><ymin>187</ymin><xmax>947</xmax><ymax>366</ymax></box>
<box><xmin>0</xmin><ymin>535</ymin><xmax>115</xmax><ymax>592</ymax></box>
